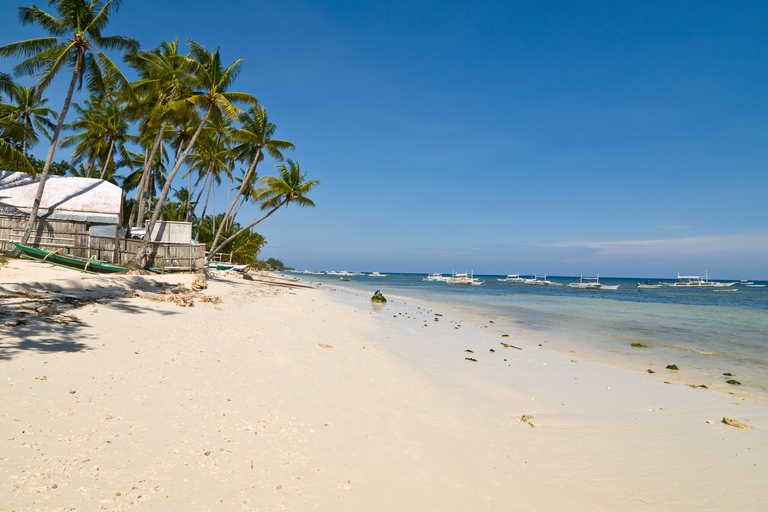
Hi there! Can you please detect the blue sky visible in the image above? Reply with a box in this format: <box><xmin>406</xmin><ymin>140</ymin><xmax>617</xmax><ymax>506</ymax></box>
<box><xmin>2</xmin><ymin>0</ymin><xmax>767</xmax><ymax>278</ymax></box>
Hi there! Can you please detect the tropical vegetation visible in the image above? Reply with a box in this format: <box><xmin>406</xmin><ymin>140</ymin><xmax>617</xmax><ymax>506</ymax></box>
<box><xmin>0</xmin><ymin>0</ymin><xmax>319</xmax><ymax>267</ymax></box>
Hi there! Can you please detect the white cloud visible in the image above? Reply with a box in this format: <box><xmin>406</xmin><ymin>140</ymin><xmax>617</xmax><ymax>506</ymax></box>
<box><xmin>548</xmin><ymin>232</ymin><xmax>768</xmax><ymax>258</ymax></box>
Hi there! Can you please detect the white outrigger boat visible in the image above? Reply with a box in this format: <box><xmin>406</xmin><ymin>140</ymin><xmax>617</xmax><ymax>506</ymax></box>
<box><xmin>369</xmin><ymin>271</ymin><xmax>387</xmax><ymax>277</ymax></box>
<box><xmin>445</xmin><ymin>271</ymin><xmax>483</xmax><ymax>285</ymax></box>
<box><xmin>667</xmin><ymin>272</ymin><xmax>737</xmax><ymax>287</ymax></box>
<box><xmin>423</xmin><ymin>272</ymin><xmax>450</xmax><ymax>282</ymax></box>
<box><xmin>526</xmin><ymin>274</ymin><xmax>561</xmax><ymax>286</ymax></box>
<box><xmin>497</xmin><ymin>273</ymin><xmax>528</xmax><ymax>282</ymax></box>
<box><xmin>568</xmin><ymin>275</ymin><xmax>619</xmax><ymax>290</ymax></box>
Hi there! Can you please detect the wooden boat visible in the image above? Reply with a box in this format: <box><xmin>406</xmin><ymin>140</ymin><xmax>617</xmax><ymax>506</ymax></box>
<box><xmin>13</xmin><ymin>243</ymin><xmax>127</xmax><ymax>274</ymax></box>
<box><xmin>568</xmin><ymin>275</ymin><xmax>619</xmax><ymax>290</ymax></box>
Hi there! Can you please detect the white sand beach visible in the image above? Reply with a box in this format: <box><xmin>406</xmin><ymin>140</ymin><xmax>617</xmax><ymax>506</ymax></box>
<box><xmin>1</xmin><ymin>259</ymin><xmax>767</xmax><ymax>511</ymax></box>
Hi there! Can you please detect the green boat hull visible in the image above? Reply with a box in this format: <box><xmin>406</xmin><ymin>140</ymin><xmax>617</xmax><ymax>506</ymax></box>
<box><xmin>13</xmin><ymin>243</ymin><xmax>127</xmax><ymax>274</ymax></box>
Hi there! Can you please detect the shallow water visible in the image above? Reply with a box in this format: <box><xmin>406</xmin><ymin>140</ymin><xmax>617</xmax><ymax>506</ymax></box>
<box><xmin>293</xmin><ymin>273</ymin><xmax>768</xmax><ymax>401</ymax></box>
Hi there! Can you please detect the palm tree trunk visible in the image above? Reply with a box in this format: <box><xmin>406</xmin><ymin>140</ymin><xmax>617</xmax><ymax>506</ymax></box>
<box><xmin>208</xmin><ymin>149</ymin><xmax>261</xmax><ymax>258</ymax></box>
<box><xmin>132</xmin><ymin>104</ymin><xmax>213</xmax><ymax>265</ymax></box>
<box><xmin>98</xmin><ymin>139</ymin><xmax>115</xmax><ymax>180</ymax></box>
<box><xmin>194</xmin><ymin>169</ymin><xmax>214</xmax><ymax>243</ymax></box>
<box><xmin>22</xmin><ymin>116</ymin><xmax>28</xmax><ymax>158</ymax></box>
<box><xmin>86</xmin><ymin>150</ymin><xmax>96</xmax><ymax>179</ymax></box>
<box><xmin>18</xmin><ymin>51</ymin><xmax>83</xmax><ymax>247</ymax></box>
<box><xmin>128</xmin><ymin>119</ymin><xmax>168</xmax><ymax>235</ymax></box>
<box><xmin>207</xmin><ymin>198</ymin><xmax>287</xmax><ymax>261</ymax></box>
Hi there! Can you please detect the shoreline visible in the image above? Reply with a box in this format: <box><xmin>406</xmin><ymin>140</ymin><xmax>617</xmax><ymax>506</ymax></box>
<box><xmin>2</xmin><ymin>260</ymin><xmax>767</xmax><ymax>510</ymax></box>
<box><xmin>303</xmin><ymin>275</ymin><xmax>768</xmax><ymax>404</ymax></box>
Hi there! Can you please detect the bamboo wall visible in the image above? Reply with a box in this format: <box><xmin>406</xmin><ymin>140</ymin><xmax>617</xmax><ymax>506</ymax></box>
<box><xmin>0</xmin><ymin>214</ymin><xmax>205</xmax><ymax>273</ymax></box>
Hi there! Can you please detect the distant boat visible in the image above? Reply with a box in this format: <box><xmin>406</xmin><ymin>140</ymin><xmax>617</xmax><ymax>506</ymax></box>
<box><xmin>339</xmin><ymin>277</ymin><xmax>351</xmax><ymax>281</ymax></box>
<box><xmin>423</xmin><ymin>273</ymin><xmax>450</xmax><ymax>282</ymax></box>
<box><xmin>526</xmin><ymin>274</ymin><xmax>561</xmax><ymax>286</ymax></box>
<box><xmin>714</xmin><ymin>289</ymin><xmax>737</xmax><ymax>293</ymax></box>
<box><xmin>13</xmin><ymin>243</ymin><xmax>126</xmax><ymax>274</ymax></box>
<box><xmin>445</xmin><ymin>271</ymin><xmax>483</xmax><ymax>285</ymax></box>
<box><xmin>369</xmin><ymin>271</ymin><xmax>387</xmax><ymax>277</ymax></box>
<box><xmin>568</xmin><ymin>275</ymin><xmax>619</xmax><ymax>290</ymax></box>
<box><xmin>497</xmin><ymin>274</ymin><xmax>527</xmax><ymax>282</ymax></box>
<box><xmin>636</xmin><ymin>282</ymin><xmax>662</xmax><ymax>289</ymax></box>
<box><xmin>667</xmin><ymin>272</ymin><xmax>737</xmax><ymax>287</ymax></box>
<box><xmin>740</xmin><ymin>280</ymin><xmax>754</xmax><ymax>285</ymax></box>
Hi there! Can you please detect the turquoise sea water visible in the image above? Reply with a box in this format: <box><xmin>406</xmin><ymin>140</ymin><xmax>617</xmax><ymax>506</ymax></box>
<box><xmin>291</xmin><ymin>272</ymin><xmax>768</xmax><ymax>402</ymax></box>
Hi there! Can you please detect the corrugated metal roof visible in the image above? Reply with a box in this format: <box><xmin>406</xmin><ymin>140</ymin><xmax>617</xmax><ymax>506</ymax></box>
<box><xmin>0</xmin><ymin>171</ymin><xmax>122</xmax><ymax>216</ymax></box>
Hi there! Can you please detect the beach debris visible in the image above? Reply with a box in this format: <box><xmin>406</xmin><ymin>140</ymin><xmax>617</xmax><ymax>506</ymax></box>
<box><xmin>706</xmin><ymin>420</ymin><xmax>715</xmax><ymax>425</ymax></box>
<box><xmin>36</xmin><ymin>304</ymin><xmax>59</xmax><ymax>316</ymax></box>
<box><xmin>666</xmin><ymin>364</ymin><xmax>679</xmax><ymax>370</ymax></box>
<box><xmin>465</xmin><ymin>357</ymin><xmax>478</xmax><ymax>362</ymax></box>
<box><xmin>501</xmin><ymin>334</ymin><xmax>509</xmax><ymax>337</ymax></box>
<box><xmin>370</xmin><ymin>290</ymin><xmax>387</xmax><ymax>303</ymax></box>
<box><xmin>726</xmin><ymin>379</ymin><xmax>742</xmax><ymax>385</ymax></box>
<box><xmin>732</xmin><ymin>402</ymin><xmax>743</xmax><ymax>406</ymax></box>
<box><xmin>723</xmin><ymin>372</ymin><xmax>734</xmax><ymax>376</ymax></box>
<box><xmin>631</xmin><ymin>343</ymin><xmax>648</xmax><ymax>348</ymax></box>
<box><xmin>647</xmin><ymin>369</ymin><xmax>655</xmax><ymax>373</ymax></box>
<box><xmin>500</xmin><ymin>342</ymin><xmax>523</xmax><ymax>351</ymax></box>
<box><xmin>520</xmin><ymin>414</ymin><xmax>535</xmax><ymax>427</ymax></box>
<box><xmin>318</xmin><ymin>343</ymin><xmax>333</xmax><ymax>349</ymax></box>
<box><xmin>191</xmin><ymin>275</ymin><xmax>208</xmax><ymax>290</ymax></box>
<box><xmin>490</xmin><ymin>349</ymin><xmax>495</xmax><ymax>352</ymax></box>
<box><xmin>35</xmin><ymin>375</ymin><xmax>47</xmax><ymax>380</ymax></box>
<box><xmin>243</xmin><ymin>273</ymin><xmax>254</xmax><ymax>281</ymax></box>
<box><xmin>465</xmin><ymin>349</ymin><xmax>474</xmax><ymax>353</ymax></box>
<box><xmin>722</xmin><ymin>417</ymin><xmax>755</xmax><ymax>430</ymax></box>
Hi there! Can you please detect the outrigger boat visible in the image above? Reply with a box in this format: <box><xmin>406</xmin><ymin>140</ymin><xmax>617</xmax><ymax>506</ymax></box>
<box><xmin>13</xmin><ymin>243</ymin><xmax>127</xmax><ymax>274</ymax></box>
<box><xmin>497</xmin><ymin>274</ymin><xmax>527</xmax><ymax>282</ymax></box>
<box><xmin>635</xmin><ymin>282</ymin><xmax>662</xmax><ymax>289</ymax></box>
<box><xmin>445</xmin><ymin>271</ymin><xmax>483</xmax><ymax>285</ymax></box>
<box><xmin>667</xmin><ymin>272</ymin><xmax>737</xmax><ymax>287</ymax></box>
<box><xmin>568</xmin><ymin>275</ymin><xmax>619</xmax><ymax>290</ymax></box>
<box><xmin>526</xmin><ymin>274</ymin><xmax>561</xmax><ymax>286</ymax></box>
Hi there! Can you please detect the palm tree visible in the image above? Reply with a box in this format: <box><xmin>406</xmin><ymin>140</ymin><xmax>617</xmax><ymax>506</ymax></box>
<box><xmin>0</xmin><ymin>84</ymin><xmax>57</xmax><ymax>157</ymax></box>
<box><xmin>0</xmin><ymin>72</ymin><xmax>35</xmax><ymax>172</ymax></box>
<box><xmin>206</xmin><ymin>159</ymin><xmax>320</xmax><ymax>261</ymax></box>
<box><xmin>132</xmin><ymin>40</ymin><xmax>256</xmax><ymax>265</ymax></box>
<box><xmin>208</xmin><ymin>104</ymin><xmax>294</xmax><ymax>256</ymax></box>
<box><xmin>59</xmin><ymin>97</ymin><xmax>110</xmax><ymax>178</ymax></box>
<box><xmin>123</xmin><ymin>38</ymin><xmax>190</xmax><ymax>234</ymax></box>
<box><xmin>0</xmin><ymin>0</ymin><xmax>138</xmax><ymax>246</ymax></box>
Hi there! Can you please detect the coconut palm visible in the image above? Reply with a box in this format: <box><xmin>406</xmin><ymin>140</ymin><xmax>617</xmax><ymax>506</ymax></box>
<box><xmin>0</xmin><ymin>84</ymin><xmax>57</xmax><ymax>157</ymax></box>
<box><xmin>0</xmin><ymin>0</ymin><xmax>138</xmax><ymax>245</ymax></box>
<box><xmin>59</xmin><ymin>97</ymin><xmax>110</xmax><ymax>177</ymax></box>
<box><xmin>123</xmin><ymin>38</ymin><xmax>191</xmax><ymax>233</ymax></box>
<box><xmin>131</xmin><ymin>40</ymin><xmax>256</xmax><ymax>265</ymax></box>
<box><xmin>208</xmin><ymin>104</ymin><xmax>294</xmax><ymax>257</ymax></box>
<box><xmin>206</xmin><ymin>159</ymin><xmax>319</xmax><ymax>261</ymax></box>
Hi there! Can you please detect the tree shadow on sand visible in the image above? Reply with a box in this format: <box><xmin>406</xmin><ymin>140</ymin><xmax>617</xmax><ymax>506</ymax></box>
<box><xmin>0</xmin><ymin>288</ymin><xmax>182</xmax><ymax>360</ymax></box>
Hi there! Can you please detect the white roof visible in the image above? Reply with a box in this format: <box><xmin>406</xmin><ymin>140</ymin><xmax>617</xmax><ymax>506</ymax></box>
<box><xmin>0</xmin><ymin>171</ymin><xmax>122</xmax><ymax>217</ymax></box>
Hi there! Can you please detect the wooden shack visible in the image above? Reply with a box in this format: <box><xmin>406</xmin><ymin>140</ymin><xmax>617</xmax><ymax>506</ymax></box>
<box><xmin>0</xmin><ymin>171</ymin><xmax>205</xmax><ymax>272</ymax></box>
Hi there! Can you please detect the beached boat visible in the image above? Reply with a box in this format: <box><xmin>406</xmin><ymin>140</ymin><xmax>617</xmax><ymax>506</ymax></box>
<box><xmin>568</xmin><ymin>275</ymin><xmax>619</xmax><ymax>290</ymax></box>
<box><xmin>13</xmin><ymin>243</ymin><xmax>127</xmax><ymax>274</ymax></box>
<box><xmin>445</xmin><ymin>271</ymin><xmax>483</xmax><ymax>285</ymax></box>
<box><xmin>667</xmin><ymin>272</ymin><xmax>737</xmax><ymax>287</ymax></box>
<box><xmin>526</xmin><ymin>274</ymin><xmax>561</xmax><ymax>286</ymax></box>
<box><xmin>497</xmin><ymin>274</ymin><xmax>527</xmax><ymax>282</ymax></box>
